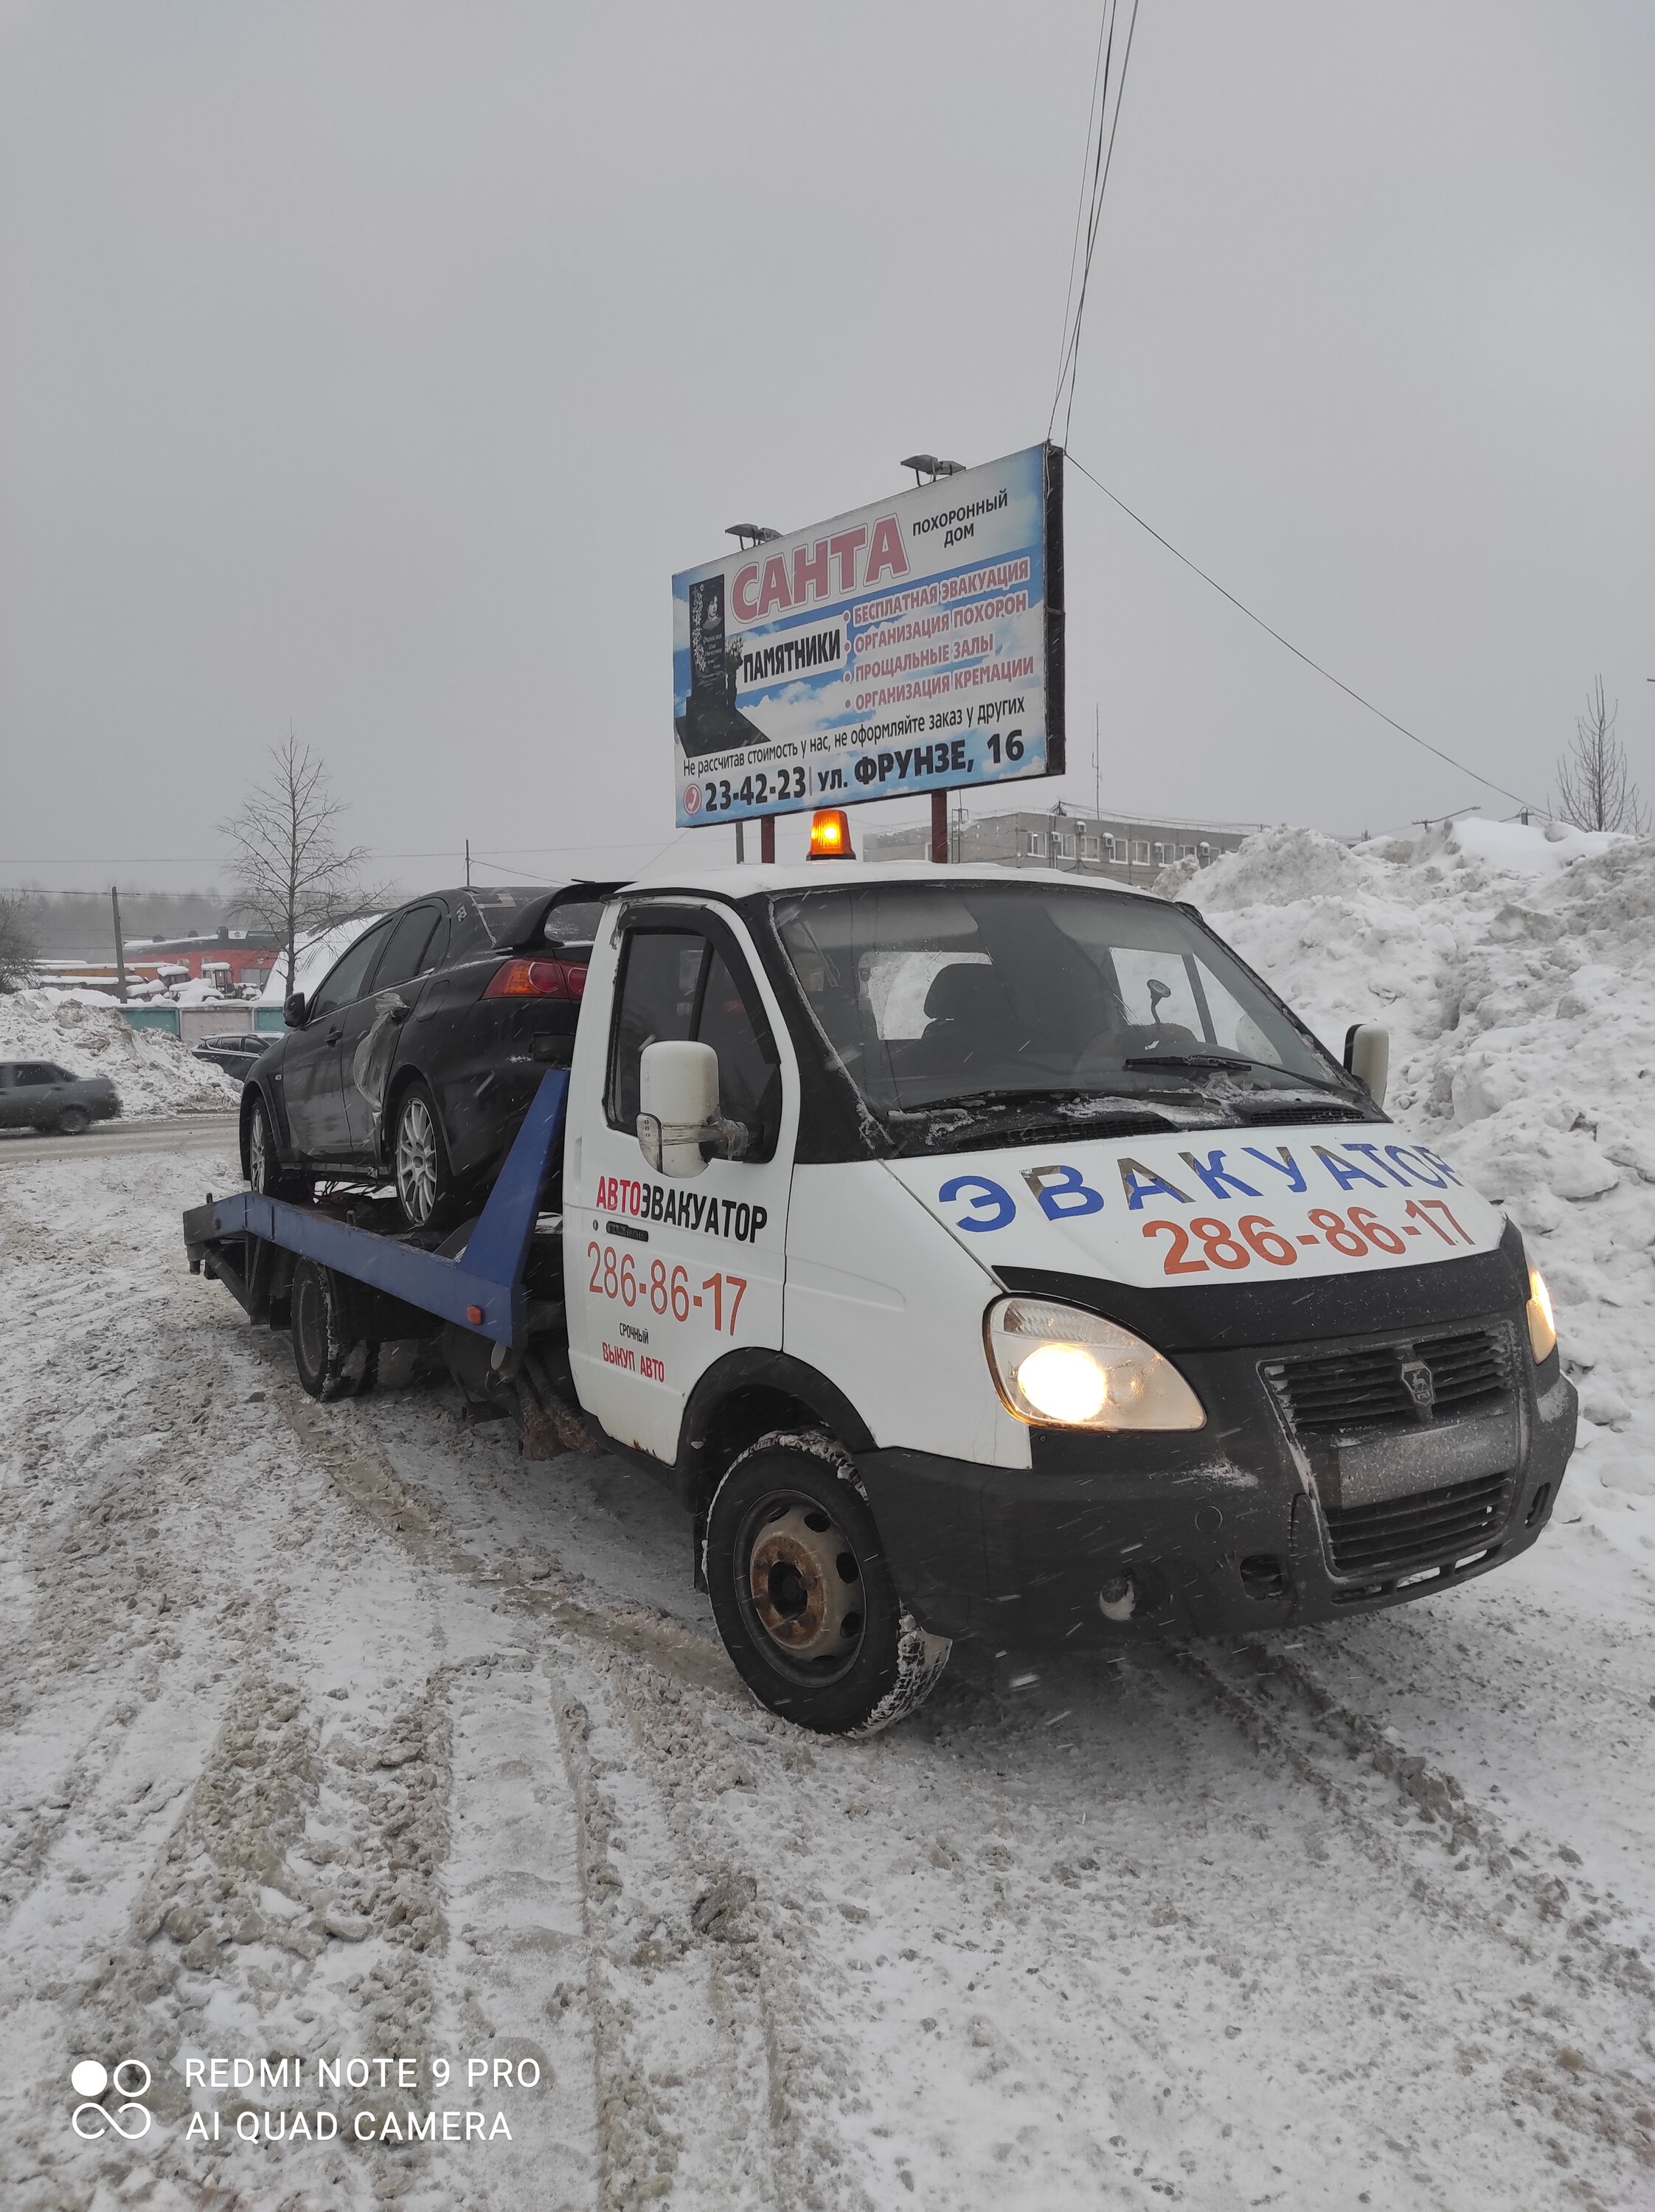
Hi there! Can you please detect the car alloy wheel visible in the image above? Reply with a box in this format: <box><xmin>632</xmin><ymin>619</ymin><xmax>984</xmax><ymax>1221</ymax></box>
<box><xmin>395</xmin><ymin>1091</ymin><xmax>440</xmax><ymax>1227</ymax></box>
<box><xmin>56</xmin><ymin>1105</ymin><xmax>90</xmax><ymax>1135</ymax></box>
<box><xmin>248</xmin><ymin>1102</ymin><xmax>271</xmax><ymax>1189</ymax></box>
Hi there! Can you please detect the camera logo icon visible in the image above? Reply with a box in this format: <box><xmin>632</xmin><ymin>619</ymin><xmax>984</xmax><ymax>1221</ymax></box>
<box><xmin>71</xmin><ymin>2059</ymin><xmax>152</xmax><ymax>2140</ymax></box>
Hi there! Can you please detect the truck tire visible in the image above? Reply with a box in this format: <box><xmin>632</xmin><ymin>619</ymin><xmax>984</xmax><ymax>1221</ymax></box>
<box><xmin>247</xmin><ymin>1092</ymin><xmax>310</xmax><ymax>1203</ymax></box>
<box><xmin>290</xmin><ymin>1258</ymin><xmax>378</xmax><ymax>1401</ymax></box>
<box><xmin>702</xmin><ymin>1430</ymin><xmax>951</xmax><ymax>1737</ymax></box>
<box><xmin>391</xmin><ymin>1079</ymin><xmax>459</xmax><ymax>1230</ymax></box>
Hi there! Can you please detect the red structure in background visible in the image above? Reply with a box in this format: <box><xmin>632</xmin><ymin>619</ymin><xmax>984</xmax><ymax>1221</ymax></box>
<box><xmin>128</xmin><ymin>930</ymin><xmax>280</xmax><ymax>988</ymax></box>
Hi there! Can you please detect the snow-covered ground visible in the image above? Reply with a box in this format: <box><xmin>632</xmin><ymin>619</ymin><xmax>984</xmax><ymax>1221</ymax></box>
<box><xmin>3</xmin><ymin>827</ymin><xmax>1654</xmax><ymax>2211</ymax></box>
<box><xmin>0</xmin><ymin>992</ymin><xmax>239</xmax><ymax>1117</ymax></box>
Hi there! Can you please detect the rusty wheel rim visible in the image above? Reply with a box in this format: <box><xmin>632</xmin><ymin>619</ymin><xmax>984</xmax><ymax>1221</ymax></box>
<box><xmin>739</xmin><ymin>1492</ymin><xmax>865</xmax><ymax>1679</ymax></box>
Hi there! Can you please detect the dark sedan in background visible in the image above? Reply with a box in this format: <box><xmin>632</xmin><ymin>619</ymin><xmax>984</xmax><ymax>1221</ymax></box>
<box><xmin>192</xmin><ymin>1031</ymin><xmax>270</xmax><ymax>1079</ymax></box>
<box><xmin>0</xmin><ymin>1060</ymin><xmax>121</xmax><ymax>1133</ymax></box>
<box><xmin>240</xmin><ymin>882</ymin><xmax>616</xmax><ymax>1225</ymax></box>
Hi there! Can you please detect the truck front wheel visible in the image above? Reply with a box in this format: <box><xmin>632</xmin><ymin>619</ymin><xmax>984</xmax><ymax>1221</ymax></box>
<box><xmin>703</xmin><ymin>1432</ymin><xmax>951</xmax><ymax>1736</ymax></box>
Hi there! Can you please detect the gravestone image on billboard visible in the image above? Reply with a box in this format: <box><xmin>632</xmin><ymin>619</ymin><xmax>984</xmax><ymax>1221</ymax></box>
<box><xmin>673</xmin><ymin>442</ymin><xmax>1064</xmax><ymax>828</ymax></box>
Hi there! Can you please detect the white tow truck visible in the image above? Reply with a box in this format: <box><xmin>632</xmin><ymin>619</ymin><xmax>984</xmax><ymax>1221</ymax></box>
<box><xmin>190</xmin><ymin>841</ymin><xmax>1577</xmax><ymax>1736</ymax></box>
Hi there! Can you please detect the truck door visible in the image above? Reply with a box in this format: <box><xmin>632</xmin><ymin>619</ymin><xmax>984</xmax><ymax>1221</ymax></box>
<box><xmin>566</xmin><ymin>905</ymin><xmax>795</xmax><ymax>1462</ymax></box>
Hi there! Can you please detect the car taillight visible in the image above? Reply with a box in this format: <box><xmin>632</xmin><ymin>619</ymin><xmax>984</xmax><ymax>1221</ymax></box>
<box><xmin>485</xmin><ymin>958</ymin><xmax>587</xmax><ymax>1001</ymax></box>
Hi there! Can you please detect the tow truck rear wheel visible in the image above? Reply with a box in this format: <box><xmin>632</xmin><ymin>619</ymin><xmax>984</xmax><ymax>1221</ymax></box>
<box><xmin>290</xmin><ymin>1258</ymin><xmax>378</xmax><ymax>1401</ymax></box>
<box><xmin>703</xmin><ymin>1432</ymin><xmax>951</xmax><ymax>1737</ymax></box>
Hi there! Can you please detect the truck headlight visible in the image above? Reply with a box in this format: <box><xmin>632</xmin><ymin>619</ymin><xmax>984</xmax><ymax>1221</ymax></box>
<box><xmin>985</xmin><ymin>1297</ymin><xmax>1206</xmax><ymax>1432</ymax></box>
<box><xmin>1526</xmin><ymin>1268</ymin><xmax>1557</xmax><ymax>1363</ymax></box>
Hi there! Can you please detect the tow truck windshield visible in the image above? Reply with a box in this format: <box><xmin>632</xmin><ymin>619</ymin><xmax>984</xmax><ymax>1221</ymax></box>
<box><xmin>773</xmin><ymin>879</ymin><xmax>1364</xmax><ymax>1148</ymax></box>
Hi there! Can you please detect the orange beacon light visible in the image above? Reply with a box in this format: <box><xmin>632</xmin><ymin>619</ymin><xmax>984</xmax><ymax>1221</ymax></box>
<box><xmin>807</xmin><ymin>808</ymin><xmax>855</xmax><ymax>861</ymax></box>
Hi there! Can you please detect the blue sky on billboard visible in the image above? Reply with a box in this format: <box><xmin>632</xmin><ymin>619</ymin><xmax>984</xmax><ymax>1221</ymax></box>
<box><xmin>0</xmin><ymin>3</ymin><xmax>1650</xmax><ymax>888</ymax></box>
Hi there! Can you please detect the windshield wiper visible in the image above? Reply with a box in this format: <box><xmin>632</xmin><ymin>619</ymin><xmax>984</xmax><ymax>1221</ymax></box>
<box><xmin>1122</xmin><ymin>1052</ymin><xmax>1356</xmax><ymax>1097</ymax></box>
<box><xmin>884</xmin><ymin>1086</ymin><xmax>1193</xmax><ymax>1150</ymax></box>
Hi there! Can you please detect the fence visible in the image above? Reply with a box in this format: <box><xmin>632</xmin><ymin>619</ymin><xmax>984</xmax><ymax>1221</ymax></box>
<box><xmin>119</xmin><ymin>1004</ymin><xmax>285</xmax><ymax>1045</ymax></box>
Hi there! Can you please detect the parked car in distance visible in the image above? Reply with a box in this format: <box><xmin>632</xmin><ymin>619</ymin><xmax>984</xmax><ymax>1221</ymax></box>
<box><xmin>0</xmin><ymin>1060</ymin><xmax>121</xmax><ymax>1134</ymax></box>
<box><xmin>240</xmin><ymin>883</ymin><xmax>620</xmax><ymax>1225</ymax></box>
<box><xmin>192</xmin><ymin>1032</ymin><xmax>270</xmax><ymax>1079</ymax></box>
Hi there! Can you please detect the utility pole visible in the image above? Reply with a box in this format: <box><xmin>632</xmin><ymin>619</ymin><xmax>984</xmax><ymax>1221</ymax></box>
<box><xmin>465</xmin><ymin>838</ymin><xmax>471</xmax><ymax>888</ymax></box>
<box><xmin>111</xmin><ymin>886</ymin><xmax>128</xmax><ymax>1003</ymax></box>
<box><xmin>735</xmin><ymin>820</ymin><xmax>746</xmax><ymax>864</ymax></box>
<box><xmin>931</xmin><ymin>788</ymin><xmax>948</xmax><ymax>864</ymax></box>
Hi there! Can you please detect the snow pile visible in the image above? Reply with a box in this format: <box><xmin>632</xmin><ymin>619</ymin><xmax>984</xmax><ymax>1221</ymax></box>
<box><xmin>0</xmin><ymin>991</ymin><xmax>240</xmax><ymax>1115</ymax></box>
<box><xmin>1180</xmin><ymin>818</ymin><xmax>1655</xmax><ymax>1520</ymax></box>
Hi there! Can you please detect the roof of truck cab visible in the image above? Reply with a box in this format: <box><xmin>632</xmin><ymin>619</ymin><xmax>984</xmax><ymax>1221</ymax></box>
<box><xmin>613</xmin><ymin>861</ymin><xmax>1161</xmax><ymax>901</ymax></box>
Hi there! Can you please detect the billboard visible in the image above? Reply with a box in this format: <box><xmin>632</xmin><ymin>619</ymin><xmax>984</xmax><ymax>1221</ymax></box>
<box><xmin>673</xmin><ymin>442</ymin><xmax>1064</xmax><ymax>829</ymax></box>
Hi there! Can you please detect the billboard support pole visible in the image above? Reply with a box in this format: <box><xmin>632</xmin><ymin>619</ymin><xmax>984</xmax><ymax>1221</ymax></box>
<box><xmin>930</xmin><ymin>790</ymin><xmax>948</xmax><ymax>865</ymax></box>
<box><xmin>760</xmin><ymin>816</ymin><xmax>775</xmax><ymax>863</ymax></box>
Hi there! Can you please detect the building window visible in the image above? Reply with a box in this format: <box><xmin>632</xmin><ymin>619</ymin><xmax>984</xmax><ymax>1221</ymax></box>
<box><xmin>1055</xmin><ymin>834</ymin><xmax>1074</xmax><ymax>859</ymax></box>
<box><xmin>1080</xmin><ymin>836</ymin><xmax>1100</xmax><ymax>860</ymax></box>
<box><xmin>1027</xmin><ymin>832</ymin><xmax>1045</xmax><ymax>858</ymax></box>
<box><xmin>1152</xmin><ymin>843</ymin><xmax>1168</xmax><ymax>866</ymax></box>
<box><xmin>1133</xmin><ymin>841</ymin><xmax>1149</xmax><ymax>867</ymax></box>
<box><xmin>1178</xmin><ymin>844</ymin><xmax>1195</xmax><ymax>862</ymax></box>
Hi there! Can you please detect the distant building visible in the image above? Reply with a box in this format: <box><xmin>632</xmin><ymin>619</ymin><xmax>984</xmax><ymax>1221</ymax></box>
<box><xmin>125</xmin><ymin>927</ymin><xmax>280</xmax><ymax>990</ymax></box>
<box><xmin>863</xmin><ymin>807</ymin><xmax>1256</xmax><ymax>884</ymax></box>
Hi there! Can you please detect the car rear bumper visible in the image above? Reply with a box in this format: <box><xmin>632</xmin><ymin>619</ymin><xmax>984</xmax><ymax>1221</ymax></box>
<box><xmin>858</xmin><ymin>1355</ymin><xmax>1577</xmax><ymax>1646</ymax></box>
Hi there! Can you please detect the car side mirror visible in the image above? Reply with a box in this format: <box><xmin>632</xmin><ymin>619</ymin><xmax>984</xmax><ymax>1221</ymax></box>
<box><xmin>283</xmin><ymin>992</ymin><xmax>308</xmax><ymax>1029</ymax></box>
<box><xmin>1343</xmin><ymin>1021</ymin><xmax>1389</xmax><ymax>1107</ymax></box>
<box><xmin>636</xmin><ymin>1040</ymin><xmax>750</xmax><ymax>1178</ymax></box>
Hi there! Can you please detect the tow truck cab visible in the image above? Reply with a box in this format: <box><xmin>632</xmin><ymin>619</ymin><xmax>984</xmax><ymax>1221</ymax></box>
<box><xmin>560</xmin><ymin>861</ymin><xmax>1576</xmax><ymax>1731</ymax></box>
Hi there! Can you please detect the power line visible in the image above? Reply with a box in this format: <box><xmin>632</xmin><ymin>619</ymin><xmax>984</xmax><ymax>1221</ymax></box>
<box><xmin>1049</xmin><ymin>0</ymin><xmax>1141</xmax><ymax>448</ymax></box>
<box><xmin>1065</xmin><ymin>451</ymin><xmax>1542</xmax><ymax>813</ymax></box>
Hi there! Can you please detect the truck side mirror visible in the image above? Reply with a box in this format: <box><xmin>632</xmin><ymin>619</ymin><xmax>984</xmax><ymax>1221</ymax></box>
<box><xmin>638</xmin><ymin>1040</ymin><xmax>720</xmax><ymax>1178</ymax></box>
<box><xmin>637</xmin><ymin>1040</ymin><xmax>753</xmax><ymax>1176</ymax></box>
<box><xmin>283</xmin><ymin>992</ymin><xmax>309</xmax><ymax>1029</ymax></box>
<box><xmin>1343</xmin><ymin>1021</ymin><xmax>1389</xmax><ymax>1107</ymax></box>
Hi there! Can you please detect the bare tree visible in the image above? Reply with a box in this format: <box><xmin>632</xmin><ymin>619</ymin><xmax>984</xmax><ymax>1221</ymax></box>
<box><xmin>221</xmin><ymin>734</ymin><xmax>378</xmax><ymax>998</ymax></box>
<box><xmin>1555</xmin><ymin>677</ymin><xmax>1648</xmax><ymax>835</ymax></box>
<box><xmin>0</xmin><ymin>891</ymin><xmax>39</xmax><ymax>993</ymax></box>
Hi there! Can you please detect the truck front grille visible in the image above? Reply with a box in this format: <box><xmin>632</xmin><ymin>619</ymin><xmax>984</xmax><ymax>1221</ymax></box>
<box><xmin>1265</xmin><ymin>1325</ymin><xmax>1511</xmax><ymax>1436</ymax></box>
<box><xmin>1322</xmin><ymin>1469</ymin><xmax>1513</xmax><ymax>1584</ymax></box>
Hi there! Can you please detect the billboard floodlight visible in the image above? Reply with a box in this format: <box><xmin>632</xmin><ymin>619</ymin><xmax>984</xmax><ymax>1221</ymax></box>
<box><xmin>900</xmin><ymin>455</ymin><xmax>967</xmax><ymax>485</ymax></box>
<box><xmin>725</xmin><ymin>524</ymin><xmax>781</xmax><ymax>549</ymax></box>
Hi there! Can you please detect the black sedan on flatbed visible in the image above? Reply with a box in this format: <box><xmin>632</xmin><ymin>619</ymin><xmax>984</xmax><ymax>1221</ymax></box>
<box><xmin>240</xmin><ymin>883</ymin><xmax>616</xmax><ymax>1225</ymax></box>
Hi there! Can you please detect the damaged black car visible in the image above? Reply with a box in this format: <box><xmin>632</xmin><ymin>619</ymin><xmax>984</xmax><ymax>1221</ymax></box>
<box><xmin>240</xmin><ymin>883</ymin><xmax>616</xmax><ymax>1226</ymax></box>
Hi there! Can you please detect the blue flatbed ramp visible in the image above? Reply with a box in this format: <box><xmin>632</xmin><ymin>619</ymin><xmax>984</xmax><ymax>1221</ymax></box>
<box><xmin>182</xmin><ymin>1069</ymin><xmax>569</xmax><ymax>1349</ymax></box>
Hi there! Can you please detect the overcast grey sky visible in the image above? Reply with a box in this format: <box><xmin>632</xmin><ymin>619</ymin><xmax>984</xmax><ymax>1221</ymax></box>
<box><xmin>3</xmin><ymin>1</ymin><xmax>1651</xmax><ymax>893</ymax></box>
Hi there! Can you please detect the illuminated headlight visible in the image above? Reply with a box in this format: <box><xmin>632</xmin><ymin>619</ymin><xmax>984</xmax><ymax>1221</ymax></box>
<box><xmin>985</xmin><ymin>1297</ymin><xmax>1206</xmax><ymax>1432</ymax></box>
<box><xmin>1526</xmin><ymin>1268</ymin><xmax>1558</xmax><ymax>1363</ymax></box>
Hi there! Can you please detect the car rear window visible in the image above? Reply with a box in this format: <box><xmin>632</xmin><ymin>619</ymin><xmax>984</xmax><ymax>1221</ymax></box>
<box><xmin>542</xmin><ymin>899</ymin><xmax>606</xmax><ymax>951</ymax></box>
<box><xmin>445</xmin><ymin>888</ymin><xmax>545</xmax><ymax>959</ymax></box>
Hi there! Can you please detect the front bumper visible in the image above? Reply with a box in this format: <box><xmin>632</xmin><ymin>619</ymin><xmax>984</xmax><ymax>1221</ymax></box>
<box><xmin>858</xmin><ymin>1343</ymin><xmax>1577</xmax><ymax>1646</ymax></box>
